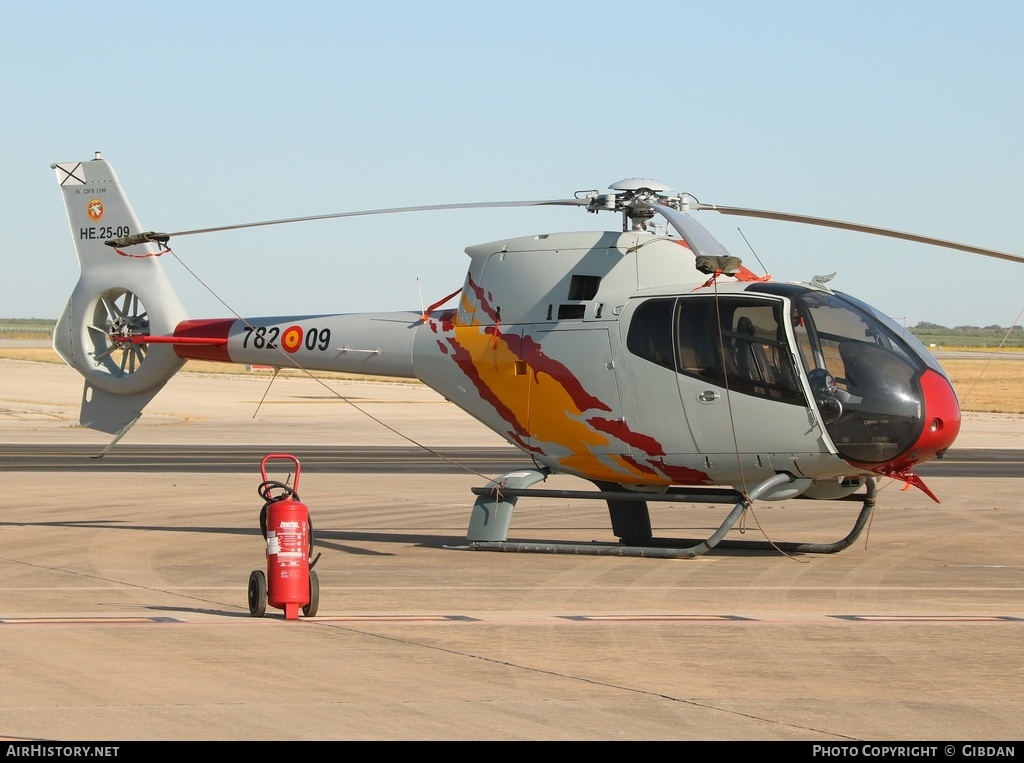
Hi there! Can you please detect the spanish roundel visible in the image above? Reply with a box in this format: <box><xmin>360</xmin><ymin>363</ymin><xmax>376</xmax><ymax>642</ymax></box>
<box><xmin>282</xmin><ymin>325</ymin><xmax>303</xmax><ymax>353</ymax></box>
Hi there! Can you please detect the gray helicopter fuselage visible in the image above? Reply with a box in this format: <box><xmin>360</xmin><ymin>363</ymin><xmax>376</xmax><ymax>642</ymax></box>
<box><xmin>54</xmin><ymin>157</ymin><xmax>959</xmax><ymax>499</ymax></box>
<box><xmin>413</xmin><ymin>229</ymin><xmax>845</xmax><ymax>493</ymax></box>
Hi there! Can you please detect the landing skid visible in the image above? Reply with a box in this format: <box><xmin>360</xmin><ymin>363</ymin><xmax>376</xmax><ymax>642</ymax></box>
<box><xmin>468</xmin><ymin>472</ymin><xmax>876</xmax><ymax>558</ymax></box>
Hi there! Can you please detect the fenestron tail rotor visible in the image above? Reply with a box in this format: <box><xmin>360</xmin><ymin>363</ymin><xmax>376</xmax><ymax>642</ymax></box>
<box><xmin>87</xmin><ymin>289</ymin><xmax>150</xmax><ymax>378</ymax></box>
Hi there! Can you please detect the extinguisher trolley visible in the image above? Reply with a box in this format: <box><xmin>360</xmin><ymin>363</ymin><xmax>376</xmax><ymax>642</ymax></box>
<box><xmin>248</xmin><ymin>454</ymin><xmax>320</xmax><ymax>620</ymax></box>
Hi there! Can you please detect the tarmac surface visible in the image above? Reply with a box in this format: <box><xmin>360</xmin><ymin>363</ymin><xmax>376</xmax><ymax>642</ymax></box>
<box><xmin>1</xmin><ymin>358</ymin><xmax>1022</xmax><ymax>741</ymax></box>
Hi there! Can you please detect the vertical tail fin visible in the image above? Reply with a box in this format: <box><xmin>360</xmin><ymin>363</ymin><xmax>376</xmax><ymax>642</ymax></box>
<box><xmin>52</xmin><ymin>153</ymin><xmax>188</xmax><ymax>435</ymax></box>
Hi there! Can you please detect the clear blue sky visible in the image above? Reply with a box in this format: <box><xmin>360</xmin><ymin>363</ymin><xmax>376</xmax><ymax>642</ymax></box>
<box><xmin>3</xmin><ymin>1</ymin><xmax>1022</xmax><ymax>327</ymax></box>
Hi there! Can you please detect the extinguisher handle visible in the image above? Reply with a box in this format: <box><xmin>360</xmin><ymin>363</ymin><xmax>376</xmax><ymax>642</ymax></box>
<box><xmin>260</xmin><ymin>453</ymin><xmax>301</xmax><ymax>490</ymax></box>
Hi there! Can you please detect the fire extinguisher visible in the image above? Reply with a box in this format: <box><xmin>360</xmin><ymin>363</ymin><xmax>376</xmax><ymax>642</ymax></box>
<box><xmin>247</xmin><ymin>454</ymin><xmax>321</xmax><ymax>620</ymax></box>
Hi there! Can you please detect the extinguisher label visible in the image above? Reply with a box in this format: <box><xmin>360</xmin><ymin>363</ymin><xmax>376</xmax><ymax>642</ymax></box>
<box><xmin>267</xmin><ymin>532</ymin><xmax>281</xmax><ymax>555</ymax></box>
<box><xmin>275</xmin><ymin>520</ymin><xmax>306</xmax><ymax>560</ymax></box>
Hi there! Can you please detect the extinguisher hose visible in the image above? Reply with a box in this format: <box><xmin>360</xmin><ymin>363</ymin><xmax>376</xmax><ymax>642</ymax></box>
<box><xmin>257</xmin><ymin>480</ymin><xmax>319</xmax><ymax>570</ymax></box>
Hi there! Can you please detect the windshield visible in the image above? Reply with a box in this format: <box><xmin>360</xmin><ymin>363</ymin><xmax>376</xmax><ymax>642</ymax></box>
<box><xmin>791</xmin><ymin>291</ymin><xmax>929</xmax><ymax>464</ymax></box>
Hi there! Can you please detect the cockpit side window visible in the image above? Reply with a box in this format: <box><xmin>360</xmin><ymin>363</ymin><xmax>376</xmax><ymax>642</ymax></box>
<box><xmin>627</xmin><ymin>296</ymin><xmax>805</xmax><ymax>405</ymax></box>
<box><xmin>675</xmin><ymin>296</ymin><xmax>805</xmax><ymax>405</ymax></box>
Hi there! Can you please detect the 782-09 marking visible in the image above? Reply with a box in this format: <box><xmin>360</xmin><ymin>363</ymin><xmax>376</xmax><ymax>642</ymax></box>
<box><xmin>241</xmin><ymin>325</ymin><xmax>332</xmax><ymax>352</ymax></box>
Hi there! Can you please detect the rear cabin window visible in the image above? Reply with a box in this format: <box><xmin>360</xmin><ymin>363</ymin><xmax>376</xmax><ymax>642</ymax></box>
<box><xmin>626</xmin><ymin>298</ymin><xmax>675</xmax><ymax>370</ymax></box>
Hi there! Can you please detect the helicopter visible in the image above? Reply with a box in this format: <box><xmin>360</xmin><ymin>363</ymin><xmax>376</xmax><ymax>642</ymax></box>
<box><xmin>49</xmin><ymin>153</ymin><xmax>1024</xmax><ymax>558</ymax></box>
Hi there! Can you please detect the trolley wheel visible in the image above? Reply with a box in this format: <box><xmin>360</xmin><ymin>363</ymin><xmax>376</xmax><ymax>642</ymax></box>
<box><xmin>303</xmin><ymin>569</ymin><xmax>319</xmax><ymax>618</ymax></box>
<box><xmin>248</xmin><ymin>569</ymin><xmax>267</xmax><ymax>617</ymax></box>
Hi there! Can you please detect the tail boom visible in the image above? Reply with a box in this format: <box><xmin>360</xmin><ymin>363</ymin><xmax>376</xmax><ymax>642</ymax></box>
<box><xmin>166</xmin><ymin>314</ymin><xmax>420</xmax><ymax>377</ymax></box>
<box><xmin>53</xmin><ymin>155</ymin><xmax>420</xmax><ymax>438</ymax></box>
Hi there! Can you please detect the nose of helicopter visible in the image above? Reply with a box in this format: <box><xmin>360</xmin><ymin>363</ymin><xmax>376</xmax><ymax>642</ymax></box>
<box><xmin>874</xmin><ymin>368</ymin><xmax>961</xmax><ymax>476</ymax></box>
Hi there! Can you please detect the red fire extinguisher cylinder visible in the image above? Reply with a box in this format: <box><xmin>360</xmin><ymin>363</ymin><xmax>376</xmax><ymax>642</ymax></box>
<box><xmin>248</xmin><ymin>454</ymin><xmax>319</xmax><ymax>620</ymax></box>
<box><xmin>266</xmin><ymin>494</ymin><xmax>310</xmax><ymax>620</ymax></box>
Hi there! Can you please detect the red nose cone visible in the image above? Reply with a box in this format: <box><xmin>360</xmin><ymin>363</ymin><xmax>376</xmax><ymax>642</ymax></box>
<box><xmin>917</xmin><ymin>369</ymin><xmax>961</xmax><ymax>460</ymax></box>
<box><xmin>884</xmin><ymin>368</ymin><xmax>961</xmax><ymax>475</ymax></box>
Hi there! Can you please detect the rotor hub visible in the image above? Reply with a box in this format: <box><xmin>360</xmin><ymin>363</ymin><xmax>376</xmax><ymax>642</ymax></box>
<box><xmin>87</xmin><ymin>288</ymin><xmax>151</xmax><ymax>377</ymax></box>
<box><xmin>584</xmin><ymin>178</ymin><xmax>688</xmax><ymax>232</ymax></box>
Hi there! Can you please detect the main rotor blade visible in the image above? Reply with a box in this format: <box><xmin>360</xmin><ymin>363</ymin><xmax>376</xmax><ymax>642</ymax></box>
<box><xmin>164</xmin><ymin>198</ymin><xmax>589</xmax><ymax>239</ymax></box>
<box><xmin>694</xmin><ymin>204</ymin><xmax>1024</xmax><ymax>265</ymax></box>
<box><xmin>651</xmin><ymin>202</ymin><xmax>732</xmax><ymax>258</ymax></box>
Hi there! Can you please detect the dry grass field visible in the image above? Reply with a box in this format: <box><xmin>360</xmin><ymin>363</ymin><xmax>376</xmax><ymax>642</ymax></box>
<box><xmin>3</xmin><ymin>345</ymin><xmax>1020</xmax><ymax>414</ymax></box>
<box><xmin>940</xmin><ymin>357</ymin><xmax>1023</xmax><ymax>414</ymax></box>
